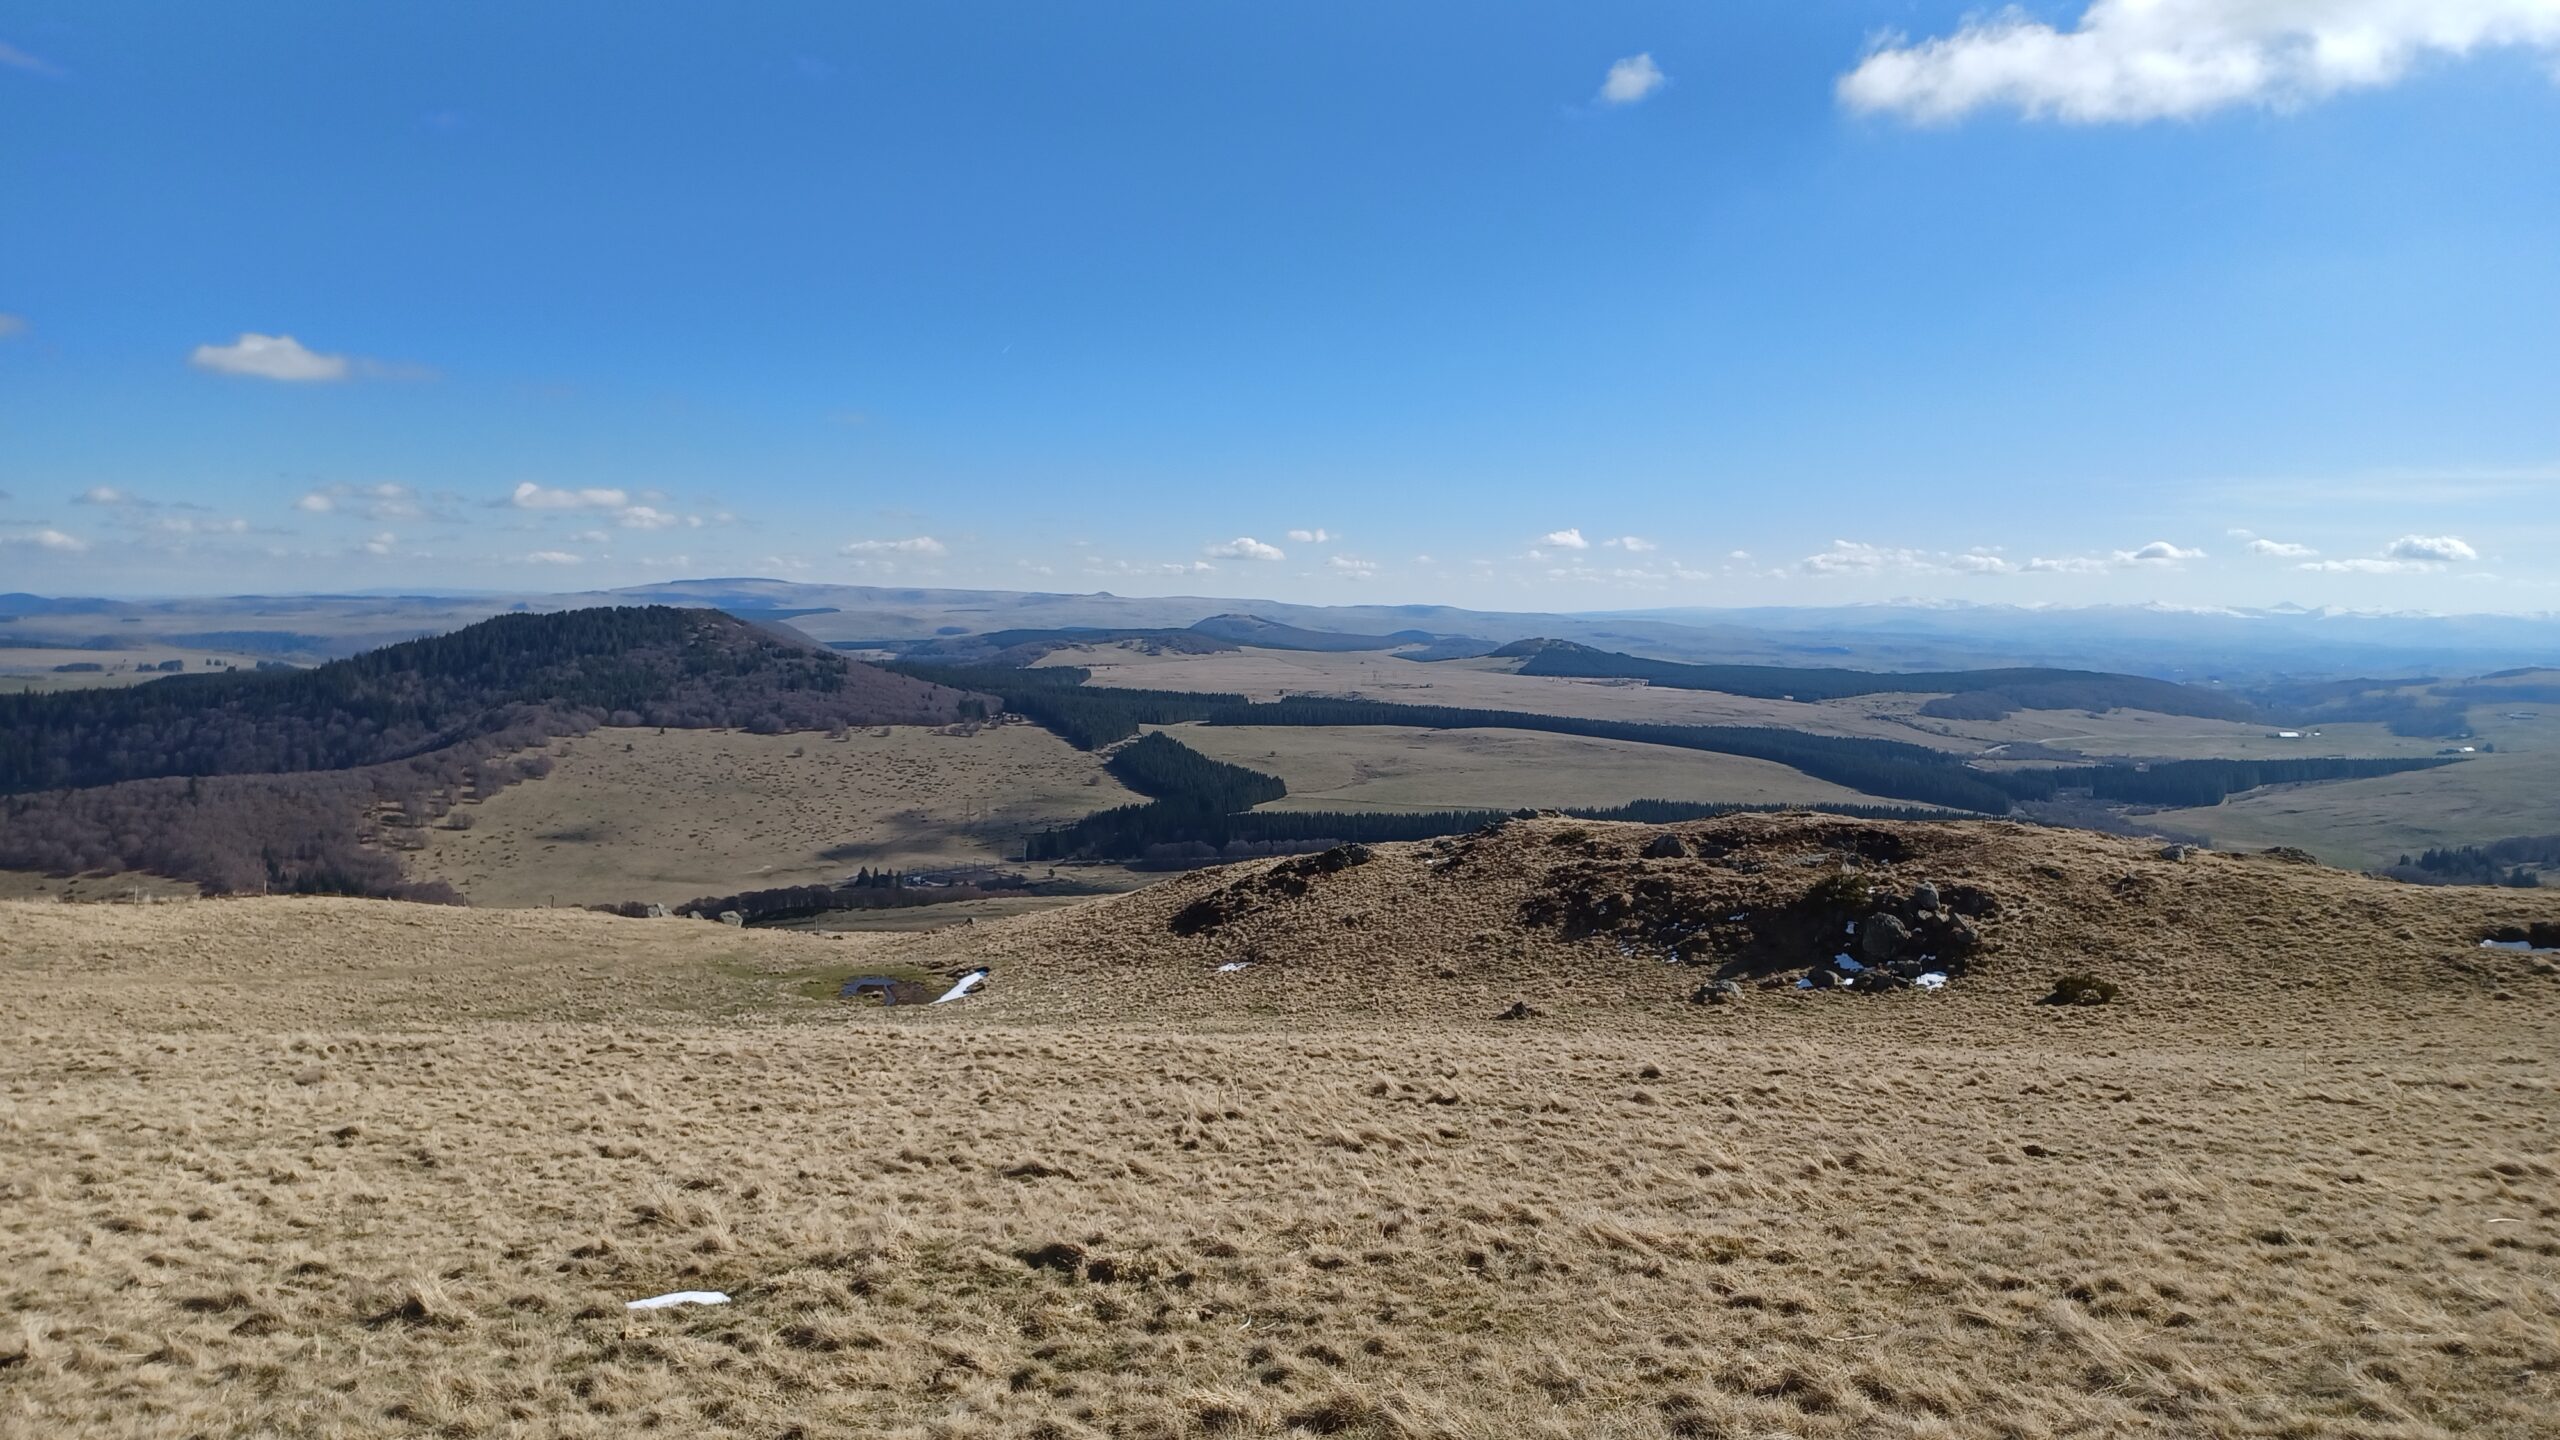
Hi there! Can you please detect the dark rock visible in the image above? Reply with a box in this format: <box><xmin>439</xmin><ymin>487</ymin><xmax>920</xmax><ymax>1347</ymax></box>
<box><xmin>1910</xmin><ymin>882</ymin><xmax>1940</xmax><ymax>913</ymax></box>
<box><xmin>1496</xmin><ymin>1001</ymin><xmax>1540</xmax><ymax>1021</ymax></box>
<box><xmin>1691</xmin><ymin>980</ymin><xmax>1744</xmax><ymax>1006</ymax></box>
<box><xmin>1857</xmin><ymin>912</ymin><xmax>1912</xmax><ymax>963</ymax></box>
<box><xmin>2258</xmin><ymin>846</ymin><xmax>2319</xmax><ymax>865</ymax></box>
<box><xmin>1643</xmin><ymin>833</ymin><xmax>1689</xmax><ymax>859</ymax></box>
<box><xmin>2157</xmin><ymin>844</ymin><xmax>2194</xmax><ymax>862</ymax></box>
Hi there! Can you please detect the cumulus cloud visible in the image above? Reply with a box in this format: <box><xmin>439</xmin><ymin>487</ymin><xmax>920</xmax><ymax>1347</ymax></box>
<box><xmin>2116</xmin><ymin>540</ymin><xmax>2207</xmax><ymax>564</ymax></box>
<box><xmin>1286</xmin><ymin>527</ymin><xmax>1335</xmax><ymax>543</ymax></box>
<box><xmin>188</xmin><ymin>332</ymin><xmax>355</xmax><ymax>382</ymax></box>
<box><xmin>1205</xmin><ymin>536</ymin><xmax>1285</xmax><ymax>561</ymax></box>
<box><xmin>363</xmin><ymin>531</ymin><xmax>396</xmax><ymax>556</ymax></box>
<box><xmin>1839</xmin><ymin>0</ymin><xmax>2560</xmax><ymax>125</ymax></box>
<box><xmin>510</xmin><ymin>481</ymin><xmax>630</xmax><ymax>511</ymax></box>
<box><xmin>2298</xmin><ymin>534</ymin><xmax>2480</xmax><ymax>573</ymax></box>
<box><xmin>1950</xmin><ymin>551</ymin><xmax>2019</xmax><ymax>574</ymax></box>
<box><xmin>525</xmin><ymin>549</ymin><xmax>583</xmax><ymax>565</ymax></box>
<box><xmin>617</xmin><ymin>505</ymin><xmax>683</xmax><ymax>530</ymax></box>
<box><xmin>2247</xmin><ymin>537</ymin><xmax>2319</xmax><ymax>558</ymax></box>
<box><xmin>1328</xmin><ymin>555</ymin><xmax>1378</xmax><ymax>575</ymax></box>
<box><xmin>2024</xmin><ymin>555</ymin><xmax>2113</xmax><ymax>574</ymax></box>
<box><xmin>842</xmin><ymin>535</ymin><xmax>947</xmax><ymax>555</ymax></box>
<box><xmin>298</xmin><ymin>481</ymin><xmax>424</xmax><ymax>521</ymax></box>
<box><xmin>1598</xmin><ymin>52</ymin><xmax>1667</xmax><ymax>106</ymax></box>
<box><xmin>1541</xmin><ymin>528</ymin><xmax>1591</xmax><ymax>550</ymax></box>
<box><xmin>2384</xmin><ymin>533</ymin><xmax>2478</xmax><ymax>563</ymax></box>
<box><xmin>1604</xmin><ymin>535</ymin><xmax>1658</xmax><ymax>552</ymax></box>
<box><xmin>1</xmin><ymin>528</ymin><xmax>87</xmax><ymax>553</ymax></box>
<box><xmin>74</xmin><ymin>486</ymin><xmax>134</xmax><ymax>507</ymax></box>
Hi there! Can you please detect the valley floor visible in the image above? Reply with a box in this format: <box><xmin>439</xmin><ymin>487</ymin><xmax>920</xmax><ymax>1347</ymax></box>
<box><xmin>3</xmin><ymin>892</ymin><xmax>2554</xmax><ymax>1439</ymax></box>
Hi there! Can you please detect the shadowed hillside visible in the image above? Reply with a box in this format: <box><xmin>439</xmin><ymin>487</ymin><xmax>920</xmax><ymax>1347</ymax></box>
<box><xmin>0</xmin><ymin>607</ymin><xmax>990</xmax><ymax>898</ymax></box>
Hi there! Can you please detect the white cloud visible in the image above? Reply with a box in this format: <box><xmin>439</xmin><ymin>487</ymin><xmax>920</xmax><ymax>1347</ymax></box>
<box><xmin>1604</xmin><ymin>535</ymin><xmax>1658</xmax><ymax>552</ymax></box>
<box><xmin>1328</xmin><ymin>555</ymin><xmax>1378</xmax><ymax>575</ymax></box>
<box><xmin>2298</xmin><ymin>534</ymin><xmax>2482</xmax><ymax>573</ymax></box>
<box><xmin>188</xmin><ymin>332</ymin><xmax>355</xmax><ymax>382</ymax></box>
<box><xmin>1206</xmin><ymin>536</ymin><xmax>1285</xmax><ymax>561</ymax></box>
<box><xmin>510</xmin><ymin>481</ymin><xmax>629</xmax><ymax>511</ymax></box>
<box><xmin>1801</xmin><ymin>540</ymin><xmax>1932</xmax><ymax>575</ymax></box>
<box><xmin>0</xmin><ymin>312</ymin><xmax>25</xmax><ymax>338</ymax></box>
<box><xmin>1286</xmin><ymin>527</ymin><xmax>1335</xmax><ymax>543</ymax></box>
<box><xmin>2247</xmin><ymin>537</ymin><xmax>2319</xmax><ymax>558</ymax></box>
<box><xmin>1</xmin><ymin>528</ymin><xmax>87</xmax><ymax>553</ymax></box>
<box><xmin>2116</xmin><ymin>540</ymin><xmax>2206</xmax><ymax>564</ymax></box>
<box><xmin>842</xmin><ymin>535</ymin><xmax>948</xmax><ymax>555</ymax></box>
<box><xmin>0</xmin><ymin>41</ymin><xmax>59</xmax><ymax>75</ymax></box>
<box><xmin>2384</xmin><ymin>533</ymin><xmax>2478</xmax><ymax>563</ymax></box>
<box><xmin>525</xmin><ymin>549</ymin><xmax>583</xmax><ymax>565</ymax></box>
<box><xmin>1541</xmin><ymin>528</ymin><xmax>1591</xmax><ymax>550</ymax></box>
<box><xmin>297</xmin><ymin>481</ymin><xmax>424</xmax><ymax>521</ymax></box>
<box><xmin>1598</xmin><ymin>52</ymin><xmax>1667</xmax><ymax>106</ymax></box>
<box><xmin>1840</xmin><ymin>0</ymin><xmax>2560</xmax><ymax>125</ymax></box>
<box><xmin>569</xmin><ymin>529</ymin><xmax>608</xmax><ymax>544</ymax></box>
<box><xmin>1950</xmin><ymin>551</ymin><xmax>2019</xmax><ymax>574</ymax></box>
<box><xmin>2024</xmin><ymin>555</ymin><xmax>2112</xmax><ymax>574</ymax></box>
<box><xmin>1728</xmin><ymin>549</ymin><xmax>1751</xmax><ymax>561</ymax></box>
<box><xmin>363</xmin><ymin>531</ymin><xmax>396</xmax><ymax>556</ymax></box>
<box><xmin>74</xmin><ymin>486</ymin><xmax>133</xmax><ymax>506</ymax></box>
<box><xmin>617</xmin><ymin>505</ymin><xmax>683</xmax><ymax>530</ymax></box>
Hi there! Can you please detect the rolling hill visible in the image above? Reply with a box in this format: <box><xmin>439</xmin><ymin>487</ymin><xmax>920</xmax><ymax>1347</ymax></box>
<box><xmin>0</xmin><ymin>607</ymin><xmax>990</xmax><ymax>898</ymax></box>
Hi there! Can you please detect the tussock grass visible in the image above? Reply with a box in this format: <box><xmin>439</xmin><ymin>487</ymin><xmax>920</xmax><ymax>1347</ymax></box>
<box><xmin>3</xmin><ymin>816</ymin><xmax>2556</xmax><ymax>1436</ymax></box>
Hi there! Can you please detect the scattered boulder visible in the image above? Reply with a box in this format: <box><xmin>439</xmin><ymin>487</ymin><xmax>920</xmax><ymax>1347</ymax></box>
<box><xmin>2157</xmin><ymin>844</ymin><xmax>2194</xmax><ymax>863</ymax></box>
<box><xmin>1691</xmin><ymin>980</ymin><xmax>1744</xmax><ymax>1006</ymax></box>
<box><xmin>1495</xmin><ymin>1001</ymin><xmax>1540</xmax><ymax>1021</ymax></box>
<box><xmin>1643</xmin><ymin>833</ymin><xmax>1689</xmax><ymax>860</ymax></box>
<box><xmin>1910</xmin><ymin>881</ymin><xmax>1941</xmax><ymax>913</ymax></box>
<box><xmin>644</xmin><ymin>903</ymin><xmax>670</xmax><ymax>919</ymax></box>
<box><xmin>2258</xmin><ymin>847</ymin><xmax>2319</xmax><ymax>866</ymax></box>
<box><xmin>2045</xmin><ymin>973</ymin><xmax>2119</xmax><ymax>1006</ymax></box>
<box><xmin>717</xmin><ymin>910</ymin><xmax>744</xmax><ymax>927</ymax></box>
<box><xmin>1857</xmin><ymin>912</ymin><xmax>1913</xmax><ymax>963</ymax></box>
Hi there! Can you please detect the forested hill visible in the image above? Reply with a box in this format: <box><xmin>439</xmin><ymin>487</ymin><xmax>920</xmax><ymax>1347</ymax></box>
<box><xmin>1499</xmin><ymin>640</ymin><xmax>2255</xmax><ymax>721</ymax></box>
<box><xmin>0</xmin><ymin>606</ymin><xmax>984</xmax><ymax>794</ymax></box>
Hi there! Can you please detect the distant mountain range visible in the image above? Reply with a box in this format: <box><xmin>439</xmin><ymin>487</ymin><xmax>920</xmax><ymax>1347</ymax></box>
<box><xmin>5</xmin><ymin>582</ymin><xmax>2554</xmax><ymax>679</ymax></box>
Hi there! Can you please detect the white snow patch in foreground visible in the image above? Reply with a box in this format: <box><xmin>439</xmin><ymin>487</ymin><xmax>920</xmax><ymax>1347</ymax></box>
<box><xmin>628</xmin><ymin>1291</ymin><xmax>730</xmax><ymax>1310</ymax></box>
<box><xmin>1833</xmin><ymin>954</ymin><xmax>1865</xmax><ymax>974</ymax></box>
<box><xmin>1216</xmin><ymin>961</ymin><xmax>1253</xmax><ymax>973</ymax></box>
<box><xmin>1915</xmin><ymin>973</ymin><xmax>1949</xmax><ymax>991</ymax></box>
<box><xmin>2481</xmin><ymin>940</ymin><xmax>2556</xmax><ymax>954</ymax></box>
<box><xmin>932</xmin><ymin>968</ymin><xmax>991</xmax><ymax>1004</ymax></box>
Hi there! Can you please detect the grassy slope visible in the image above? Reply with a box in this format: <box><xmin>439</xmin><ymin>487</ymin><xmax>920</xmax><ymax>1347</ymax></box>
<box><xmin>406</xmin><ymin>722</ymin><xmax>1143</xmax><ymax>907</ymax></box>
<box><xmin>5</xmin><ymin>818</ymin><xmax>2555</xmax><ymax>1438</ymax></box>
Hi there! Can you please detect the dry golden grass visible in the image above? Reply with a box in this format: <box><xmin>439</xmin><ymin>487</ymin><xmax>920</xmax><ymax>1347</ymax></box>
<box><xmin>1039</xmin><ymin>645</ymin><xmax>1958</xmax><ymax>744</ymax></box>
<box><xmin>5</xmin><ymin>816</ymin><xmax>2557</xmax><ymax>1438</ymax></box>
<box><xmin>1161</xmin><ymin>723</ymin><xmax>1878</xmax><ymax>813</ymax></box>
<box><xmin>2155</xmin><ymin>709</ymin><xmax>2560</xmax><ymax>869</ymax></box>
<box><xmin>408</xmin><ymin>722</ymin><xmax>1141</xmax><ymax>907</ymax></box>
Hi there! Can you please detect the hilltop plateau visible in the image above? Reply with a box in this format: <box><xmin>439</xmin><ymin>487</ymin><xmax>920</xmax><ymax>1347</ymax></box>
<box><xmin>4</xmin><ymin>815</ymin><xmax>2554</xmax><ymax>1438</ymax></box>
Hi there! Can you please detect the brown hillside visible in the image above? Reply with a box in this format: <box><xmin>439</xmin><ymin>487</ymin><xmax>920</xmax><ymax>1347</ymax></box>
<box><xmin>865</xmin><ymin>812</ymin><xmax>2560</xmax><ymax>1033</ymax></box>
<box><xmin>4</xmin><ymin>823</ymin><xmax>2555</xmax><ymax>1438</ymax></box>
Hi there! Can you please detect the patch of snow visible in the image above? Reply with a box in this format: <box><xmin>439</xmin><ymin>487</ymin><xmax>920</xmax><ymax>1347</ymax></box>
<box><xmin>1914</xmin><ymin>973</ymin><xmax>1949</xmax><ymax>991</ymax></box>
<box><xmin>628</xmin><ymin>1291</ymin><xmax>730</xmax><ymax>1310</ymax></box>
<box><xmin>931</xmin><ymin>968</ymin><xmax>990</xmax><ymax>1004</ymax></box>
<box><xmin>2481</xmin><ymin>939</ymin><xmax>2556</xmax><ymax>953</ymax></box>
<box><xmin>1215</xmin><ymin>961</ymin><xmax>1253</xmax><ymax>973</ymax></box>
<box><xmin>1844</xmin><ymin>921</ymin><xmax>1856</xmax><ymax>935</ymax></box>
<box><xmin>1794</xmin><ymin>977</ymin><xmax>1815</xmax><ymax>990</ymax></box>
<box><xmin>1833</xmin><ymin>954</ymin><xmax>1865</xmax><ymax>974</ymax></box>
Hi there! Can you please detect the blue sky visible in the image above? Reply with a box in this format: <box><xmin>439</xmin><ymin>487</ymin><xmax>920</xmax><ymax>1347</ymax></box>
<box><xmin>3</xmin><ymin>2</ymin><xmax>2556</xmax><ymax>610</ymax></box>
